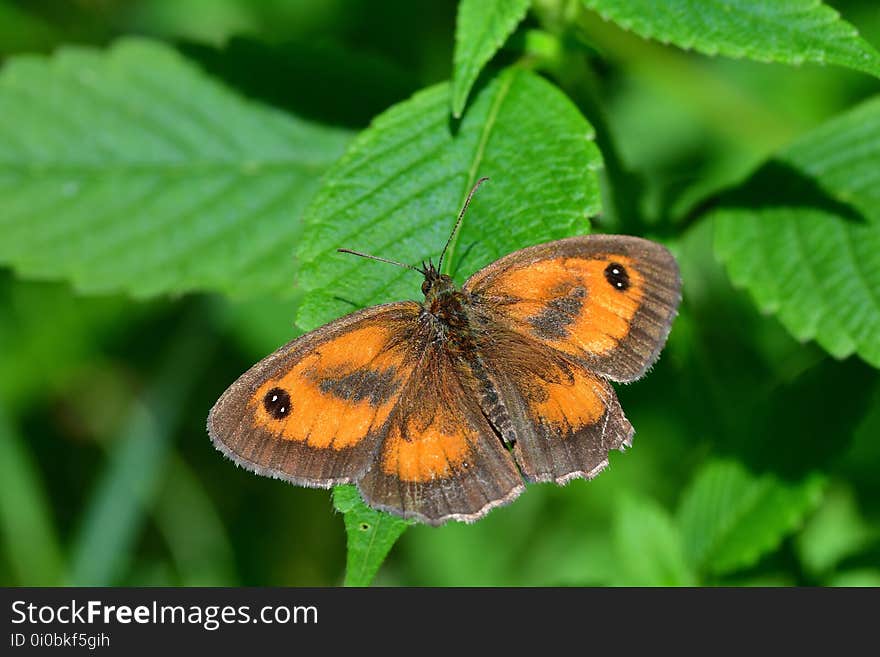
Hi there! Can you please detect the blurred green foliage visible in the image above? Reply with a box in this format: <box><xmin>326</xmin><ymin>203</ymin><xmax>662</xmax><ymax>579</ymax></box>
<box><xmin>1</xmin><ymin>0</ymin><xmax>879</xmax><ymax>587</ymax></box>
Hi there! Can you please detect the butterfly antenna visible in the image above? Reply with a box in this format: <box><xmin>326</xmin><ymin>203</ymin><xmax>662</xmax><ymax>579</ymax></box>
<box><xmin>437</xmin><ymin>176</ymin><xmax>489</xmax><ymax>272</ymax></box>
<box><xmin>337</xmin><ymin>248</ymin><xmax>424</xmax><ymax>274</ymax></box>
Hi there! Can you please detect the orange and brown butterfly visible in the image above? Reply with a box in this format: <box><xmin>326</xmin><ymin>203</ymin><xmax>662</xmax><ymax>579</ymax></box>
<box><xmin>208</xmin><ymin>178</ymin><xmax>681</xmax><ymax>525</ymax></box>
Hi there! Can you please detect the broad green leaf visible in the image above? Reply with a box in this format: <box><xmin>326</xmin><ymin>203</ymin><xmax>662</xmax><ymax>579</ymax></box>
<box><xmin>581</xmin><ymin>0</ymin><xmax>880</xmax><ymax>78</ymax></box>
<box><xmin>332</xmin><ymin>485</ymin><xmax>411</xmax><ymax>587</ymax></box>
<box><xmin>713</xmin><ymin>96</ymin><xmax>880</xmax><ymax>368</ymax></box>
<box><xmin>613</xmin><ymin>493</ymin><xmax>696</xmax><ymax>586</ymax></box>
<box><xmin>677</xmin><ymin>460</ymin><xmax>825</xmax><ymax>577</ymax></box>
<box><xmin>0</xmin><ymin>38</ymin><xmax>352</xmax><ymax>299</ymax></box>
<box><xmin>451</xmin><ymin>0</ymin><xmax>531</xmax><ymax>118</ymax></box>
<box><xmin>296</xmin><ymin>67</ymin><xmax>602</xmax><ymax>330</ymax></box>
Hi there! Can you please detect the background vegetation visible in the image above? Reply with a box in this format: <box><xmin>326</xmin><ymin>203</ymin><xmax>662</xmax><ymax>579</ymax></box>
<box><xmin>1</xmin><ymin>0</ymin><xmax>879</xmax><ymax>587</ymax></box>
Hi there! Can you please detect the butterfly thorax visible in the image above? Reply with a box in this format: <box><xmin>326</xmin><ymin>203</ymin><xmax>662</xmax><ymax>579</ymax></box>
<box><xmin>425</xmin><ymin>289</ymin><xmax>469</xmax><ymax>332</ymax></box>
<box><xmin>419</xmin><ymin>268</ymin><xmax>478</xmax><ymax>354</ymax></box>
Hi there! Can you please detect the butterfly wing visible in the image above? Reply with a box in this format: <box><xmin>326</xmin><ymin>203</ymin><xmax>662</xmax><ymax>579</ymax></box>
<box><xmin>209</xmin><ymin>301</ymin><xmax>523</xmax><ymax>524</ymax></box>
<box><xmin>357</xmin><ymin>343</ymin><xmax>523</xmax><ymax>525</ymax></box>
<box><xmin>470</xmin><ymin>324</ymin><xmax>634</xmax><ymax>483</ymax></box>
<box><xmin>463</xmin><ymin>234</ymin><xmax>681</xmax><ymax>382</ymax></box>
<box><xmin>208</xmin><ymin>302</ymin><xmax>427</xmax><ymax>487</ymax></box>
<box><xmin>461</xmin><ymin>234</ymin><xmax>680</xmax><ymax>483</ymax></box>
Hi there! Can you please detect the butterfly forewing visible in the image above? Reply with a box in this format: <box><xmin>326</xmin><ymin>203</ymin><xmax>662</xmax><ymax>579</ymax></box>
<box><xmin>463</xmin><ymin>234</ymin><xmax>681</xmax><ymax>382</ymax></box>
<box><xmin>208</xmin><ymin>302</ymin><xmax>425</xmax><ymax>486</ymax></box>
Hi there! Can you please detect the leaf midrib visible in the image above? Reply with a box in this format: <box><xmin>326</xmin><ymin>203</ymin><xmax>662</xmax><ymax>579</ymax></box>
<box><xmin>441</xmin><ymin>68</ymin><xmax>517</xmax><ymax>275</ymax></box>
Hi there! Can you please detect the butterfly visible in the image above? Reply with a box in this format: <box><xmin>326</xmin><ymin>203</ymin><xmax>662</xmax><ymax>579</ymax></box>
<box><xmin>208</xmin><ymin>179</ymin><xmax>681</xmax><ymax>525</ymax></box>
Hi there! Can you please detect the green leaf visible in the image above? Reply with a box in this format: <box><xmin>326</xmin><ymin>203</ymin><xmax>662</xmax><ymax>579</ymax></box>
<box><xmin>677</xmin><ymin>460</ymin><xmax>825</xmax><ymax>577</ymax></box>
<box><xmin>0</xmin><ymin>38</ymin><xmax>352</xmax><ymax>299</ymax></box>
<box><xmin>713</xmin><ymin>96</ymin><xmax>880</xmax><ymax>368</ymax></box>
<box><xmin>295</xmin><ymin>67</ymin><xmax>602</xmax><ymax>330</ymax></box>
<box><xmin>451</xmin><ymin>0</ymin><xmax>531</xmax><ymax>118</ymax></box>
<box><xmin>581</xmin><ymin>0</ymin><xmax>880</xmax><ymax>78</ymax></box>
<box><xmin>613</xmin><ymin>493</ymin><xmax>696</xmax><ymax>586</ymax></box>
<box><xmin>332</xmin><ymin>485</ymin><xmax>411</xmax><ymax>587</ymax></box>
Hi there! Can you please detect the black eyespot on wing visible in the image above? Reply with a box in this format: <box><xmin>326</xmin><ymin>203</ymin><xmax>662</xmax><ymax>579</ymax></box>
<box><xmin>263</xmin><ymin>387</ymin><xmax>291</xmax><ymax>419</ymax></box>
<box><xmin>604</xmin><ymin>262</ymin><xmax>630</xmax><ymax>291</ymax></box>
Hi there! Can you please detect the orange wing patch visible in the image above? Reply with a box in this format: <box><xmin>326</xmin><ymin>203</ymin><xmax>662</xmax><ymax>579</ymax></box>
<box><xmin>484</xmin><ymin>255</ymin><xmax>645</xmax><ymax>358</ymax></box>
<box><xmin>526</xmin><ymin>365</ymin><xmax>607</xmax><ymax>433</ymax></box>
<box><xmin>381</xmin><ymin>408</ymin><xmax>473</xmax><ymax>482</ymax></box>
<box><xmin>250</xmin><ymin>325</ymin><xmax>414</xmax><ymax>450</ymax></box>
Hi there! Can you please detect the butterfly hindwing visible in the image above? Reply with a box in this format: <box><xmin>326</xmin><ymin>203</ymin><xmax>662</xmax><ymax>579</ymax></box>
<box><xmin>358</xmin><ymin>344</ymin><xmax>524</xmax><ymax>524</ymax></box>
<box><xmin>468</xmin><ymin>324</ymin><xmax>634</xmax><ymax>483</ymax></box>
<box><xmin>463</xmin><ymin>234</ymin><xmax>681</xmax><ymax>382</ymax></box>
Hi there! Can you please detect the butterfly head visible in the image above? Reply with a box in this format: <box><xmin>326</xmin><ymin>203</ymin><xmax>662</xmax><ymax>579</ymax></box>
<box><xmin>419</xmin><ymin>259</ymin><xmax>456</xmax><ymax>300</ymax></box>
<box><xmin>338</xmin><ymin>177</ymin><xmax>489</xmax><ymax>305</ymax></box>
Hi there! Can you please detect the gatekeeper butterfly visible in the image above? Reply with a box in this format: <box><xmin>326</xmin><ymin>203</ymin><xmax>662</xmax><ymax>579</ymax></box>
<box><xmin>208</xmin><ymin>179</ymin><xmax>681</xmax><ymax>525</ymax></box>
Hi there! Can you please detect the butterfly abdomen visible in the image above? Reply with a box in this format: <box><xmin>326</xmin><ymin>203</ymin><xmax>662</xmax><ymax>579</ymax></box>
<box><xmin>473</xmin><ymin>372</ymin><xmax>518</xmax><ymax>446</ymax></box>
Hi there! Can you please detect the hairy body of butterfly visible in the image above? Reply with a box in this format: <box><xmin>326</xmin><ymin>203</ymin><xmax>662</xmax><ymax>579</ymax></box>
<box><xmin>422</xmin><ymin>269</ymin><xmax>519</xmax><ymax>447</ymax></box>
<box><xmin>209</xmin><ymin>234</ymin><xmax>681</xmax><ymax>525</ymax></box>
